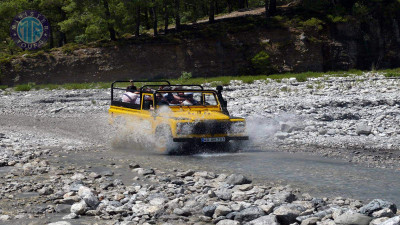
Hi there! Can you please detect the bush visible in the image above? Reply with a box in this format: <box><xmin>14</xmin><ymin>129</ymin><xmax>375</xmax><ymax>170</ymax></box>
<box><xmin>0</xmin><ymin>85</ymin><xmax>8</xmax><ymax>90</ymax></box>
<box><xmin>295</xmin><ymin>74</ymin><xmax>308</xmax><ymax>82</ymax></box>
<box><xmin>251</xmin><ymin>51</ymin><xmax>272</xmax><ymax>74</ymax></box>
<box><xmin>300</xmin><ymin>18</ymin><xmax>325</xmax><ymax>31</ymax></box>
<box><xmin>179</xmin><ymin>71</ymin><xmax>192</xmax><ymax>82</ymax></box>
<box><xmin>14</xmin><ymin>82</ymin><xmax>35</xmax><ymax>91</ymax></box>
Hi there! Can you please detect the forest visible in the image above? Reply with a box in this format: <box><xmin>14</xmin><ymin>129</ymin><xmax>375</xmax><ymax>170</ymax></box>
<box><xmin>1</xmin><ymin>0</ymin><xmax>400</xmax><ymax>58</ymax></box>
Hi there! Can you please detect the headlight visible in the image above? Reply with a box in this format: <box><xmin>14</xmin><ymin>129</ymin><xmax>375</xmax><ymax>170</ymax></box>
<box><xmin>176</xmin><ymin>123</ymin><xmax>193</xmax><ymax>135</ymax></box>
<box><xmin>230</xmin><ymin>121</ymin><xmax>246</xmax><ymax>133</ymax></box>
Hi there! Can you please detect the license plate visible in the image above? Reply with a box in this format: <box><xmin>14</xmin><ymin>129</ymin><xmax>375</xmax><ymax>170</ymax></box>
<box><xmin>201</xmin><ymin>137</ymin><xmax>225</xmax><ymax>143</ymax></box>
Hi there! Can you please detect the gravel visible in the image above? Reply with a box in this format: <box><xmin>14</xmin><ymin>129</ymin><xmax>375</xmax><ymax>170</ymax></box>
<box><xmin>0</xmin><ymin>72</ymin><xmax>399</xmax><ymax>224</ymax></box>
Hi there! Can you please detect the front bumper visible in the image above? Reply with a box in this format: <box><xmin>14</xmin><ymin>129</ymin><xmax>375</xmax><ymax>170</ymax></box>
<box><xmin>173</xmin><ymin>136</ymin><xmax>249</xmax><ymax>142</ymax></box>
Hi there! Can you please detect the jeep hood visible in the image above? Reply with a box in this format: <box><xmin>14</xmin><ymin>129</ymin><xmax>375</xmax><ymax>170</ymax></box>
<box><xmin>160</xmin><ymin>110</ymin><xmax>230</xmax><ymax>121</ymax></box>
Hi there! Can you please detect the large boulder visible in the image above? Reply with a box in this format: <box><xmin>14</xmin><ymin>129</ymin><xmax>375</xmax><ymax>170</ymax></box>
<box><xmin>225</xmin><ymin>174</ymin><xmax>252</xmax><ymax>185</ymax></box>
<box><xmin>334</xmin><ymin>210</ymin><xmax>372</xmax><ymax>225</ymax></box>
<box><xmin>359</xmin><ymin>199</ymin><xmax>397</xmax><ymax>216</ymax></box>
<box><xmin>273</xmin><ymin>203</ymin><xmax>307</xmax><ymax>225</ymax></box>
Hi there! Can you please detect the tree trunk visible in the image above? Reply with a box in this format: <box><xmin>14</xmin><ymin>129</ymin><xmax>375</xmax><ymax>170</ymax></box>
<box><xmin>238</xmin><ymin>0</ymin><xmax>245</xmax><ymax>9</ymax></box>
<box><xmin>144</xmin><ymin>8</ymin><xmax>150</xmax><ymax>30</ymax></box>
<box><xmin>103</xmin><ymin>0</ymin><xmax>116</xmax><ymax>41</ymax></box>
<box><xmin>175</xmin><ymin>0</ymin><xmax>181</xmax><ymax>31</ymax></box>
<box><xmin>135</xmin><ymin>5</ymin><xmax>141</xmax><ymax>37</ymax></box>
<box><xmin>268</xmin><ymin>0</ymin><xmax>276</xmax><ymax>16</ymax></box>
<box><xmin>163</xmin><ymin>0</ymin><xmax>169</xmax><ymax>34</ymax></box>
<box><xmin>151</xmin><ymin>0</ymin><xmax>158</xmax><ymax>36</ymax></box>
<box><xmin>264</xmin><ymin>0</ymin><xmax>268</xmax><ymax>17</ymax></box>
<box><xmin>58</xmin><ymin>6</ymin><xmax>67</xmax><ymax>46</ymax></box>
<box><xmin>227</xmin><ymin>0</ymin><xmax>233</xmax><ymax>12</ymax></box>
<box><xmin>209</xmin><ymin>0</ymin><xmax>215</xmax><ymax>23</ymax></box>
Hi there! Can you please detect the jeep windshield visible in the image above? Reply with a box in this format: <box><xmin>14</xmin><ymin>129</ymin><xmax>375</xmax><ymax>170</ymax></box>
<box><xmin>155</xmin><ymin>91</ymin><xmax>219</xmax><ymax>107</ymax></box>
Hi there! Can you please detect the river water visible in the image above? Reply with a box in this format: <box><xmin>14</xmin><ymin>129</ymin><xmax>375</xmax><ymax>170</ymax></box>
<box><xmin>112</xmin><ymin>147</ymin><xmax>400</xmax><ymax>206</ymax></box>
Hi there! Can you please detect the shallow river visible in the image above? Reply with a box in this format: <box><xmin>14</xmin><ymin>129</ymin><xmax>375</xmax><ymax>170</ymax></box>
<box><xmin>110</xmin><ymin>147</ymin><xmax>400</xmax><ymax>206</ymax></box>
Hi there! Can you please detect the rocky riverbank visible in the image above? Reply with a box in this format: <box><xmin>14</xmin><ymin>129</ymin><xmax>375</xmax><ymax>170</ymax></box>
<box><xmin>0</xmin><ymin>71</ymin><xmax>400</xmax><ymax>224</ymax></box>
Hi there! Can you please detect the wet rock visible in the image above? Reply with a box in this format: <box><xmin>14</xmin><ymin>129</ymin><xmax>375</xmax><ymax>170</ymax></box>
<box><xmin>359</xmin><ymin>199</ymin><xmax>397</xmax><ymax>216</ymax></box>
<box><xmin>225</xmin><ymin>174</ymin><xmax>251</xmax><ymax>185</ymax></box>
<box><xmin>334</xmin><ymin>210</ymin><xmax>372</xmax><ymax>225</ymax></box>
<box><xmin>246</xmin><ymin>215</ymin><xmax>280</xmax><ymax>225</ymax></box>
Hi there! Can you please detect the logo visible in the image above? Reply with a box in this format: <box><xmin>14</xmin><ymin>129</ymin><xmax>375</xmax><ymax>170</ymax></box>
<box><xmin>10</xmin><ymin>10</ymin><xmax>50</xmax><ymax>50</ymax></box>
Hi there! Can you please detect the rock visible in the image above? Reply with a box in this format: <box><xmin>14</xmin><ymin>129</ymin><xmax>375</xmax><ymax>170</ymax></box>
<box><xmin>38</xmin><ymin>187</ymin><xmax>54</xmax><ymax>195</ymax></box>
<box><xmin>359</xmin><ymin>199</ymin><xmax>397</xmax><ymax>216</ymax></box>
<box><xmin>225</xmin><ymin>174</ymin><xmax>251</xmax><ymax>185</ymax></box>
<box><xmin>203</xmin><ymin>205</ymin><xmax>217</xmax><ymax>217</ymax></box>
<box><xmin>55</xmin><ymin>204</ymin><xmax>71</xmax><ymax>213</ymax></box>
<box><xmin>372</xmin><ymin>208</ymin><xmax>395</xmax><ymax>218</ymax></box>
<box><xmin>70</xmin><ymin>201</ymin><xmax>87</xmax><ymax>215</ymax></box>
<box><xmin>246</xmin><ymin>215</ymin><xmax>280</xmax><ymax>225</ymax></box>
<box><xmin>177</xmin><ymin>170</ymin><xmax>195</xmax><ymax>177</ymax></box>
<box><xmin>137</xmin><ymin>168</ymin><xmax>155</xmax><ymax>176</ymax></box>
<box><xmin>270</xmin><ymin>191</ymin><xmax>297</xmax><ymax>203</ymax></box>
<box><xmin>0</xmin><ymin>215</ymin><xmax>10</xmax><ymax>221</ymax></box>
<box><xmin>215</xmin><ymin>188</ymin><xmax>232</xmax><ymax>201</ymax></box>
<box><xmin>369</xmin><ymin>217</ymin><xmax>390</xmax><ymax>225</ymax></box>
<box><xmin>334</xmin><ymin>210</ymin><xmax>372</xmax><ymax>225</ymax></box>
<box><xmin>216</xmin><ymin>219</ymin><xmax>240</xmax><ymax>225</ymax></box>
<box><xmin>71</xmin><ymin>173</ymin><xmax>85</xmax><ymax>180</ymax></box>
<box><xmin>214</xmin><ymin>205</ymin><xmax>232</xmax><ymax>218</ymax></box>
<box><xmin>88</xmin><ymin>172</ymin><xmax>101</xmax><ymax>179</ymax></box>
<box><xmin>129</xmin><ymin>163</ymin><xmax>140</xmax><ymax>169</ymax></box>
<box><xmin>235</xmin><ymin>206</ymin><xmax>266</xmax><ymax>222</ymax></box>
<box><xmin>47</xmin><ymin>222</ymin><xmax>72</xmax><ymax>225</ymax></box>
<box><xmin>259</xmin><ymin>204</ymin><xmax>275</xmax><ymax>214</ymax></box>
<box><xmin>100</xmin><ymin>170</ymin><xmax>114</xmax><ymax>176</ymax></box>
<box><xmin>275</xmin><ymin>132</ymin><xmax>290</xmax><ymax>140</ymax></box>
<box><xmin>378</xmin><ymin>216</ymin><xmax>400</xmax><ymax>225</ymax></box>
<box><xmin>273</xmin><ymin>204</ymin><xmax>306</xmax><ymax>225</ymax></box>
<box><xmin>173</xmin><ymin>208</ymin><xmax>191</xmax><ymax>217</ymax></box>
<box><xmin>78</xmin><ymin>186</ymin><xmax>99</xmax><ymax>208</ymax></box>
<box><xmin>300</xmin><ymin>217</ymin><xmax>319</xmax><ymax>225</ymax></box>
<box><xmin>62</xmin><ymin>213</ymin><xmax>79</xmax><ymax>219</ymax></box>
<box><xmin>356</xmin><ymin>124</ymin><xmax>372</xmax><ymax>135</ymax></box>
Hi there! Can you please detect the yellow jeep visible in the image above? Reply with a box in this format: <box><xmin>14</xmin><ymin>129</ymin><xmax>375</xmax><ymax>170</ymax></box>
<box><xmin>108</xmin><ymin>80</ymin><xmax>248</xmax><ymax>153</ymax></box>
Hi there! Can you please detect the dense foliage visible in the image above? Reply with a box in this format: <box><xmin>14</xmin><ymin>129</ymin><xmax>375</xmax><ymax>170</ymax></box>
<box><xmin>0</xmin><ymin>0</ymin><xmax>399</xmax><ymax>58</ymax></box>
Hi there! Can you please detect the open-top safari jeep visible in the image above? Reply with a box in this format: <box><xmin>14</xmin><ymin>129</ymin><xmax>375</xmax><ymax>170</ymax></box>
<box><xmin>109</xmin><ymin>80</ymin><xmax>248</xmax><ymax>153</ymax></box>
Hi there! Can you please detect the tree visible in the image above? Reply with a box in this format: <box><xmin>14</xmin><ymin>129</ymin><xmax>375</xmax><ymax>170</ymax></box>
<box><xmin>151</xmin><ymin>0</ymin><xmax>158</xmax><ymax>36</ymax></box>
<box><xmin>209</xmin><ymin>0</ymin><xmax>215</xmax><ymax>23</ymax></box>
<box><xmin>103</xmin><ymin>0</ymin><xmax>116</xmax><ymax>41</ymax></box>
<box><xmin>174</xmin><ymin>0</ymin><xmax>180</xmax><ymax>31</ymax></box>
<box><xmin>163</xmin><ymin>0</ymin><xmax>169</xmax><ymax>33</ymax></box>
<box><xmin>268</xmin><ymin>0</ymin><xmax>276</xmax><ymax>16</ymax></box>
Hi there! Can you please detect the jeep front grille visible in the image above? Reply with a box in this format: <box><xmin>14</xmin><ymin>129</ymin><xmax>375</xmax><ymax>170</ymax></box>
<box><xmin>192</xmin><ymin>121</ymin><xmax>231</xmax><ymax>134</ymax></box>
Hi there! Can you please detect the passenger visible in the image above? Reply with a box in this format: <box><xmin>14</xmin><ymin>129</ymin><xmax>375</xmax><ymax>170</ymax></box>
<box><xmin>181</xmin><ymin>92</ymin><xmax>199</xmax><ymax>106</ymax></box>
<box><xmin>156</xmin><ymin>93</ymin><xmax>169</xmax><ymax>105</ymax></box>
<box><xmin>121</xmin><ymin>86</ymin><xmax>139</xmax><ymax>104</ymax></box>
